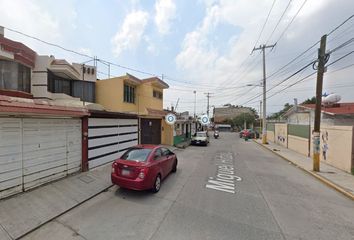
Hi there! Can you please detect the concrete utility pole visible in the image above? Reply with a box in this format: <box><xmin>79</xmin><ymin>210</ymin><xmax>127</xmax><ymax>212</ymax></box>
<box><xmin>260</xmin><ymin>100</ymin><xmax>262</xmax><ymax>133</ymax></box>
<box><xmin>252</xmin><ymin>44</ymin><xmax>276</xmax><ymax>144</ymax></box>
<box><xmin>204</xmin><ymin>92</ymin><xmax>213</xmax><ymax>118</ymax></box>
<box><xmin>313</xmin><ymin>35</ymin><xmax>327</xmax><ymax>172</ymax></box>
<box><xmin>193</xmin><ymin>90</ymin><xmax>197</xmax><ymax>119</ymax></box>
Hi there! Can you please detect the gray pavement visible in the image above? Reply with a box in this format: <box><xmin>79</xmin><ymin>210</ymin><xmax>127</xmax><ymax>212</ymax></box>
<box><xmin>0</xmin><ymin>164</ymin><xmax>113</xmax><ymax>240</ymax></box>
<box><xmin>11</xmin><ymin>133</ymin><xmax>354</xmax><ymax>240</ymax></box>
<box><xmin>254</xmin><ymin>139</ymin><xmax>354</xmax><ymax>199</ymax></box>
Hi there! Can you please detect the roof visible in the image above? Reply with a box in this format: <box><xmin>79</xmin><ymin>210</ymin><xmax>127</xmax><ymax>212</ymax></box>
<box><xmin>301</xmin><ymin>103</ymin><xmax>354</xmax><ymax>115</ymax></box>
<box><xmin>142</xmin><ymin>77</ymin><xmax>169</xmax><ymax>89</ymax></box>
<box><xmin>0</xmin><ymin>95</ymin><xmax>89</xmax><ymax>117</ymax></box>
<box><xmin>0</xmin><ymin>35</ymin><xmax>36</xmax><ymax>68</ymax></box>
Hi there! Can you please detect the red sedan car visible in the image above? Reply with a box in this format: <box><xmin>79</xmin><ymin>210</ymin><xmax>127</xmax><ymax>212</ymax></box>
<box><xmin>111</xmin><ymin>145</ymin><xmax>177</xmax><ymax>193</ymax></box>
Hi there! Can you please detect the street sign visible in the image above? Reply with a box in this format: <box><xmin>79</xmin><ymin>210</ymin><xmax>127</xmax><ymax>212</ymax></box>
<box><xmin>199</xmin><ymin>115</ymin><xmax>210</xmax><ymax>126</ymax></box>
<box><xmin>165</xmin><ymin>113</ymin><xmax>176</xmax><ymax>125</ymax></box>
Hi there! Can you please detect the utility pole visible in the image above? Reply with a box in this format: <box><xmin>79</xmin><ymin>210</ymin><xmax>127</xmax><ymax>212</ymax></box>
<box><xmin>313</xmin><ymin>35</ymin><xmax>327</xmax><ymax>172</ymax></box>
<box><xmin>260</xmin><ymin>100</ymin><xmax>262</xmax><ymax>134</ymax></box>
<box><xmin>193</xmin><ymin>90</ymin><xmax>197</xmax><ymax>119</ymax></box>
<box><xmin>252</xmin><ymin>44</ymin><xmax>276</xmax><ymax>144</ymax></box>
<box><xmin>204</xmin><ymin>92</ymin><xmax>213</xmax><ymax>118</ymax></box>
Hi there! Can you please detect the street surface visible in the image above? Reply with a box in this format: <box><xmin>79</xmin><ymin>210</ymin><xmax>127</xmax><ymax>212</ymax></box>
<box><xmin>22</xmin><ymin>133</ymin><xmax>354</xmax><ymax>240</ymax></box>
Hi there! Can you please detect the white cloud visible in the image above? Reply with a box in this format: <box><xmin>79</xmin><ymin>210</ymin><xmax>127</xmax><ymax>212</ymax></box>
<box><xmin>111</xmin><ymin>10</ymin><xmax>149</xmax><ymax>57</ymax></box>
<box><xmin>0</xmin><ymin>0</ymin><xmax>60</xmax><ymax>44</ymax></box>
<box><xmin>154</xmin><ymin>0</ymin><xmax>177</xmax><ymax>35</ymax></box>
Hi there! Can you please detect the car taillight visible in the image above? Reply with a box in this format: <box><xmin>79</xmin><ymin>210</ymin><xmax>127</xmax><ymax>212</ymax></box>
<box><xmin>138</xmin><ymin>168</ymin><xmax>148</xmax><ymax>179</ymax></box>
<box><xmin>112</xmin><ymin>162</ymin><xmax>117</xmax><ymax>173</ymax></box>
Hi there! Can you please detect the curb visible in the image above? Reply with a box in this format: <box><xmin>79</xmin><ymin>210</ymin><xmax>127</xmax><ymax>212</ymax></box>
<box><xmin>15</xmin><ymin>184</ymin><xmax>114</xmax><ymax>240</ymax></box>
<box><xmin>253</xmin><ymin>140</ymin><xmax>354</xmax><ymax>201</ymax></box>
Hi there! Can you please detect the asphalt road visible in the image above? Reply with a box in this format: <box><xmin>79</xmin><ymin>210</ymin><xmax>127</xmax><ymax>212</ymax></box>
<box><xmin>22</xmin><ymin>133</ymin><xmax>354</xmax><ymax>240</ymax></box>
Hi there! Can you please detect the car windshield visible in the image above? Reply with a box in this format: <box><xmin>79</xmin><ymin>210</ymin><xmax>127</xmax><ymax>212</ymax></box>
<box><xmin>196</xmin><ymin>132</ymin><xmax>206</xmax><ymax>137</ymax></box>
<box><xmin>120</xmin><ymin>148</ymin><xmax>152</xmax><ymax>162</ymax></box>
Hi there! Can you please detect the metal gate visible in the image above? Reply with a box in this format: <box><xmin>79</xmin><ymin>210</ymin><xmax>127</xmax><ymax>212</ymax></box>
<box><xmin>0</xmin><ymin>118</ymin><xmax>82</xmax><ymax>199</ymax></box>
<box><xmin>140</xmin><ymin>118</ymin><xmax>161</xmax><ymax>145</ymax></box>
<box><xmin>88</xmin><ymin>118</ymin><xmax>138</xmax><ymax>169</ymax></box>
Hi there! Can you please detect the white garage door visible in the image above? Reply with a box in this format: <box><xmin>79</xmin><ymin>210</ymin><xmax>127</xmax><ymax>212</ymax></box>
<box><xmin>0</xmin><ymin>118</ymin><xmax>82</xmax><ymax>199</ymax></box>
<box><xmin>0</xmin><ymin>118</ymin><xmax>23</xmax><ymax>199</ymax></box>
<box><xmin>88</xmin><ymin>118</ymin><xmax>138</xmax><ymax>169</ymax></box>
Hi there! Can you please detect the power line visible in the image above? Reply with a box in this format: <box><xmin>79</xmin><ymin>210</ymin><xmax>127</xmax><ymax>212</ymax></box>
<box><xmin>274</xmin><ymin>0</ymin><xmax>308</xmax><ymax>45</ymax></box>
<box><xmin>266</xmin><ymin>0</ymin><xmax>293</xmax><ymax>44</ymax></box>
<box><xmin>253</xmin><ymin>0</ymin><xmax>277</xmax><ymax>48</ymax></box>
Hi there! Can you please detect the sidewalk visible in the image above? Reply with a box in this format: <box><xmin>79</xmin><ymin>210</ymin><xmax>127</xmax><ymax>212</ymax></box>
<box><xmin>254</xmin><ymin>139</ymin><xmax>354</xmax><ymax>201</ymax></box>
<box><xmin>0</xmin><ymin>164</ymin><xmax>112</xmax><ymax>240</ymax></box>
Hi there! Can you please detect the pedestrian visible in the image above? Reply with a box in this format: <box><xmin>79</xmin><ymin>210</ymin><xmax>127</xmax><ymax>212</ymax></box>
<box><xmin>322</xmin><ymin>143</ymin><xmax>328</xmax><ymax>160</ymax></box>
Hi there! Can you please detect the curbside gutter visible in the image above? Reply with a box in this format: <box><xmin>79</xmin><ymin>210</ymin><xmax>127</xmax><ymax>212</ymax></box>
<box><xmin>253</xmin><ymin>140</ymin><xmax>354</xmax><ymax>201</ymax></box>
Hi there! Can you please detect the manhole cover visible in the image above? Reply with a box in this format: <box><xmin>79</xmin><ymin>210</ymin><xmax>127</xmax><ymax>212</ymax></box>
<box><xmin>79</xmin><ymin>175</ymin><xmax>95</xmax><ymax>183</ymax></box>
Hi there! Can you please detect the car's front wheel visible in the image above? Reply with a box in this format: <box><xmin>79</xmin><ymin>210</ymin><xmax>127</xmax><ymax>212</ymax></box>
<box><xmin>172</xmin><ymin>159</ymin><xmax>177</xmax><ymax>173</ymax></box>
<box><xmin>152</xmin><ymin>174</ymin><xmax>161</xmax><ymax>193</ymax></box>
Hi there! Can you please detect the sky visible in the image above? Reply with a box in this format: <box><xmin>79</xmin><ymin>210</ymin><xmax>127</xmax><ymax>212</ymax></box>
<box><xmin>1</xmin><ymin>0</ymin><xmax>354</xmax><ymax>116</ymax></box>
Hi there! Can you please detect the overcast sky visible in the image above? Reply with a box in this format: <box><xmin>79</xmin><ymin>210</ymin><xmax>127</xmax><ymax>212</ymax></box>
<box><xmin>1</xmin><ymin>0</ymin><xmax>354</xmax><ymax>116</ymax></box>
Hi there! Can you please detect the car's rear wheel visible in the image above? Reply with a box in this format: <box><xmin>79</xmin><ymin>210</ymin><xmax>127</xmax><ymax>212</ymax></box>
<box><xmin>152</xmin><ymin>174</ymin><xmax>161</xmax><ymax>193</ymax></box>
<box><xmin>172</xmin><ymin>159</ymin><xmax>177</xmax><ymax>173</ymax></box>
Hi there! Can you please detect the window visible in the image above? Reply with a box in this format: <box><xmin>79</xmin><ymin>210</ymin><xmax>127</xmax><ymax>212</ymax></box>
<box><xmin>0</xmin><ymin>60</ymin><xmax>31</xmax><ymax>92</ymax></box>
<box><xmin>154</xmin><ymin>148</ymin><xmax>162</xmax><ymax>160</ymax></box>
<box><xmin>48</xmin><ymin>70</ymin><xmax>95</xmax><ymax>102</ymax></box>
<box><xmin>153</xmin><ymin>90</ymin><xmax>163</xmax><ymax>99</ymax></box>
<box><xmin>121</xmin><ymin>148</ymin><xmax>152</xmax><ymax>162</ymax></box>
<box><xmin>124</xmin><ymin>84</ymin><xmax>135</xmax><ymax>103</ymax></box>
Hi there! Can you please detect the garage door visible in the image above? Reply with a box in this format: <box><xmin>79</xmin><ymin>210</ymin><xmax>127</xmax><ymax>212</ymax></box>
<box><xmin>88</xmin><ymin>118</ymin><xmax>138</xmax><ymax>169</ymax></box>
<box><xmin>0</xmin><ymin>118</ymin><xmax>22</xmax><ymax>198</ymax></box>
<box><xmin>0</xmin><ymin>118</ymin><xmax>82</xmax><ymax>199</ymax></box>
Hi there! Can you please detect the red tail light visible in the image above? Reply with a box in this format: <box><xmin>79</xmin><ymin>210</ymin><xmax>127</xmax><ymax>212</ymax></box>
<box><xmin>138</xmin><ymin>168</ymin><xmax>148</xmax><ymax>179</ymax></box>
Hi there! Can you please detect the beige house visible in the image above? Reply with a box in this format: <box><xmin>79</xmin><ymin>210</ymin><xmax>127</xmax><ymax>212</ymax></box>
<box><xmin>32</xmin><ymin>55</ymin><xmax>97</xmax><ymax>106</ymax></box>
<box><xmin>95</xmin><ymin>74</ymin><xmax>173</xmax><ymax>145</ymax></box>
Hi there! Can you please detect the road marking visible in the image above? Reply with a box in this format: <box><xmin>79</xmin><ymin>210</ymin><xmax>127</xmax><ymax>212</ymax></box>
<box><xmin>206</xmin><ymin>152</ymin><xmax>242</xmax><ymax>194</ymax></box>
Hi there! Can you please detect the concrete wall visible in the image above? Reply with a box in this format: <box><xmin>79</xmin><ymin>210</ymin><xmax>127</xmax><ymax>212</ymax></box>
<box><xmin>161</xmin><ymin>121</ymin><xmax>173</xmax><ymax>145</ymax></box>
<box><xmin>275</xmin><ymin>123</ymin><xmax>288</xmax><ymax>147</ymax></box>
<box><xmin>310</xmin><ymin>125</ymin><xmax>353</xmax><ymax>173</ymax></box>
<box><xmin>96</xmin><ymin>77</ymin><xmax>164</xmax><ymax>115</ymax></box>
<box><xmin>267</xmin><ymin>130</ymin><xmax>275</xmax><ymax>142</ymax></box>
<box><xmin>288</xmin><ymin>135</ymin><xmax>309</xmax><ymax>156</ymax></box>
<box><xmin>32</xmin><ymin>55</ymin><xmax>52</xmax><ymax>99</ymax></box>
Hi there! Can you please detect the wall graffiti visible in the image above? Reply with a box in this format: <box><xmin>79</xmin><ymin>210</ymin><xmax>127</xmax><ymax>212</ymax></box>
<box><xmin>321</xmin><ymin>131</ymin><xmax>329</xmax><ymax>160</ymax></box>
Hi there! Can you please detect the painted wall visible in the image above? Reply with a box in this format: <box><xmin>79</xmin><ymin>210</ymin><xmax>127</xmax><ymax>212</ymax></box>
<box><xmin>275</xmin><ymin>123</ymin><xmax>288</xmax><ymax>147</ymax></box>
<box><xmin>96</xmin><ymin>77</ymin><xmax>164</xmax><ymax>115</ymax></box>
<box><xmin>138</xmin><ymin>82</ymin><xmax>163</xmax><ymax>115</ymax></box>
<box><xmin>267</xmin><ymin>130</ymin><xmax>275</xmax><ymax>142</ymax></box>
<box><xmin>310</xmin><ymin>125</ymin><xmax>353</xmax><ymax>173</ymax></box>
<box><xmin>96</xmin><ymin>77</ymin><xmax>138</xmax><ymax>113</ymax></box>
<box><xmin>161</xmin><ymin>121</ymin><xmax>173</xmax><ymax>145</ymax></box>
<box><xmin>288</xmin><ymin>135</ymin><xmax>309</xmax><ymax>156</ymax></box>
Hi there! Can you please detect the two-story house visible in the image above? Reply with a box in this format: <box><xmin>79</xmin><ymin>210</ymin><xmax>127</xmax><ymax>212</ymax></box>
<box><xmin>0</xmin><ymin>27</ymin><xmax>91</xmax><ymax>199</ymax></box>
<box><xmin>96</xmin><ymin>73</ymin><xmax>173</xmax><ymax>145</ymax></box>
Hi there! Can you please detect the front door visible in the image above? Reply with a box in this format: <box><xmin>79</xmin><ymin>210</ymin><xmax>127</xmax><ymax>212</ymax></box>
<box><xmin>140</xmin><ymin>118</ymin><xmax>161</xmax><ymax>144</ymax></box>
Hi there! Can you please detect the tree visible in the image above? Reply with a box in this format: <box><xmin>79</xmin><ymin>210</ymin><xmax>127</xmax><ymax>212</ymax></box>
<box><xmin>302</xmin><ymin>96</ymin><xmax>316</xmax><ymax>104</ymax></box>
<box><xmin>268</xmin><ymin>103</ymin><xmax>293</xmax><ymax>120</ymax></box>
<box><xmin>232</xmin><ymin>112</ymin><xmax>256</xmax><ymax>129</ymax></box>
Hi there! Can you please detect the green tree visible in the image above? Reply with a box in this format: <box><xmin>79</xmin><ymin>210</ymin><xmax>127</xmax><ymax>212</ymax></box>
<box><xmin>232</xmin><ymin>112</ymin><xmax>256</xmax><ymax>129</ymax></box>
<box><xmin>302</xmin><ymin>96</ymin><xmax>316</xmax><ymax>104</ymax></box>
<box><xmin>268</xmin><ymin>103</ymin><xmax>293</xmax><ymax>120</ymax></box>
